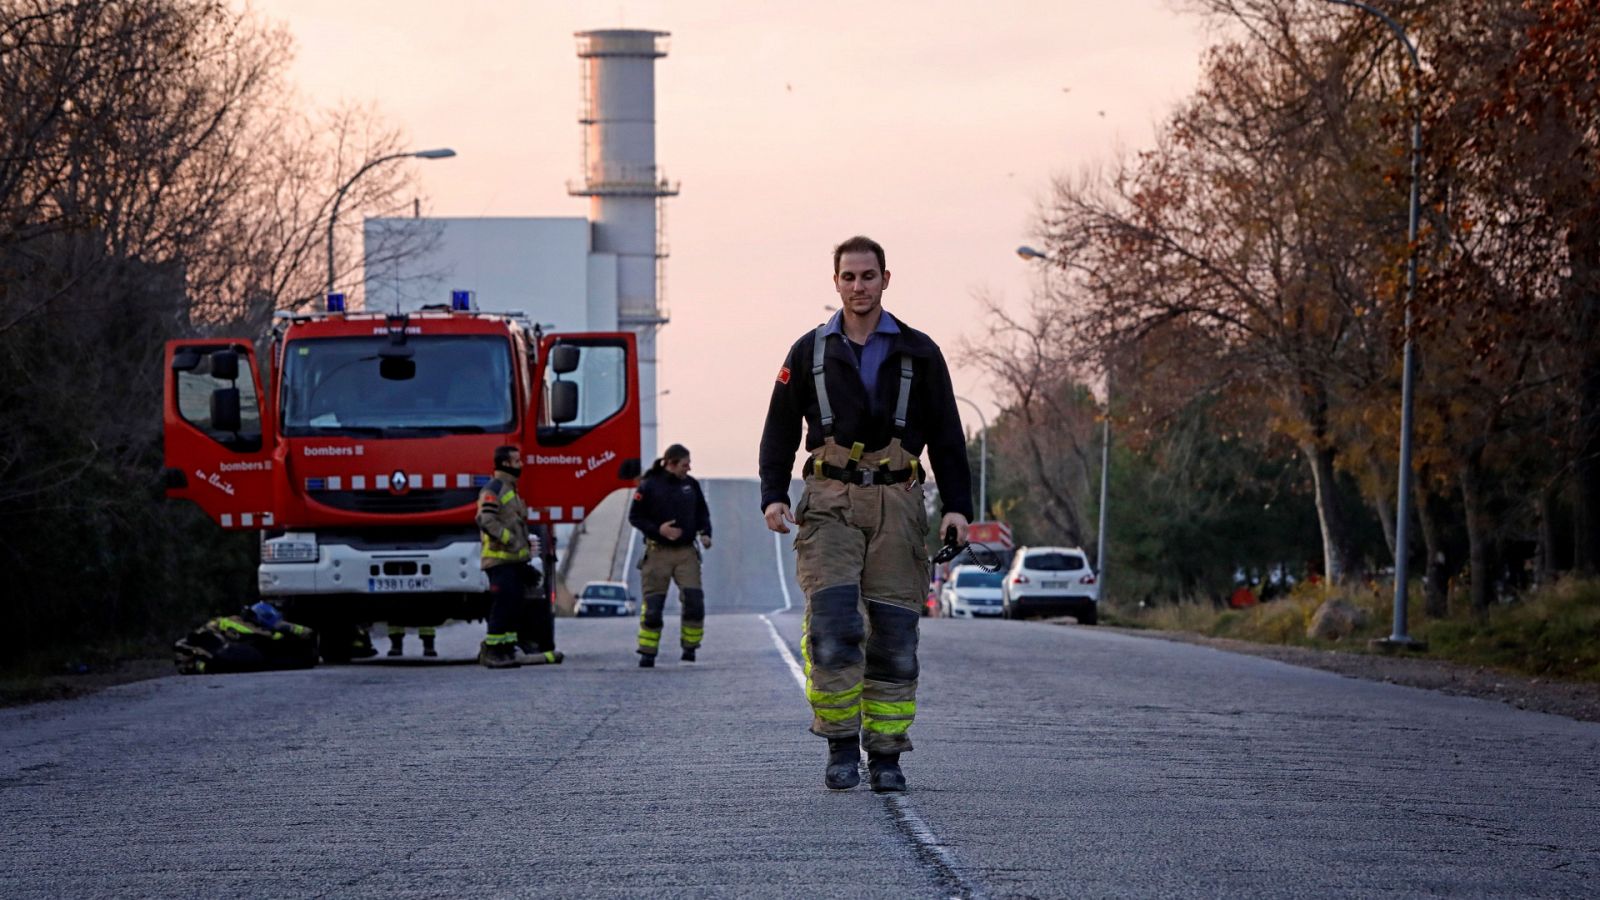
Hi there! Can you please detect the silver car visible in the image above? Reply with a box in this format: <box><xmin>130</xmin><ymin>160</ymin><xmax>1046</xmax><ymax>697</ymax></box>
<box><xmin>939</xmin><ymin>565</ymin><xmax>1005</xmax><ymax>618</ymax></box>
<box><xmin>576</xmin><ymin>580</ymin><xmax>637</xmax><ymax>617</ymax></box>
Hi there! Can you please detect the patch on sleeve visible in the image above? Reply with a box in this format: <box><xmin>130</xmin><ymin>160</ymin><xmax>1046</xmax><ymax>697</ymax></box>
<box><xmin>776</xmin><ymin>366</ymin><xmax>790</xmax><ymax>384</ymax></box>
<box><xmin>632</xmin><ymin>491</ymin><xmax>643</xmax><ymax>501</ymax></box>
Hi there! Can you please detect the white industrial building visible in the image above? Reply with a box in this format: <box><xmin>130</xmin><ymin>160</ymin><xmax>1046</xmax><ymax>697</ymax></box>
<box><xmin>364</xmin><ymin>29</ymin><xmax>674</xmax><ymax>459</ymax></box>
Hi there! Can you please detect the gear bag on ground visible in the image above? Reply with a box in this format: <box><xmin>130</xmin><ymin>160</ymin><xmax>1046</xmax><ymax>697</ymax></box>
<box><xmin>173</xmin><ymin>602</ymin><xmax>318</xmax><ymax>674</ymax></box>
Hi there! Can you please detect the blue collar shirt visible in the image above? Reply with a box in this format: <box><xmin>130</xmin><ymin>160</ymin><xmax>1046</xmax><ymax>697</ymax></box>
<box><xmin>823</xmin><ymin>309</ymin><xmax>901</xmax><ymax>416</ymax></box>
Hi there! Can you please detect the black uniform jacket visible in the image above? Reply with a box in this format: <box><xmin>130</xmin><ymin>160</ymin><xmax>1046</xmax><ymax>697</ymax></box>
<box><xmin>758</xmin><ymin>313</ymin><xmax>974</xmax><ymax>520</ymax></box>
<box><xmin>629</xmin><ymin>471</ymin><xmax>712</xmax><ymax>547</ymax></box>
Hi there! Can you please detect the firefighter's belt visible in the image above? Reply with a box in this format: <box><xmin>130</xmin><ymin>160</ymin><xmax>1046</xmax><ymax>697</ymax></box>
<box><xmin>815</xmin><ymin>462</ymin><xmax>918</xmax><ymax>486</ymax></box>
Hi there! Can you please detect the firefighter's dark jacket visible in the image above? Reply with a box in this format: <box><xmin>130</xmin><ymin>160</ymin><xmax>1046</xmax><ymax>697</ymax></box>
<box><xmin>630</xmin><ymin>470</ymin><xmax>712</xmax><ymax>547</ymax></box>
<box><xmin>759</xmin><ymin>312</ymin><xmax>974</xmax><ymax>520</ymax></box>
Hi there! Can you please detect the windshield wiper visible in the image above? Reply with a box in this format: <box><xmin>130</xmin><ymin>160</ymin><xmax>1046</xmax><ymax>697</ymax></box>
<box><xmin>380</xmin><ymin>424</ymin><xmax>491</xmax><ymax>435</ymax></box>
<box><xmin>304</xmin><ymin>424</ymin><xmax>387</xmax><ymax>437</ymax></box>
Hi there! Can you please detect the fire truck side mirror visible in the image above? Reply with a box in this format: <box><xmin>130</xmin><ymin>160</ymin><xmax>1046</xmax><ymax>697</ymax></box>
<box><xmin>211</xmin><ymin>387</ymin><xmax>242</xmax><ymax>433</ymax></box>
<box><xmin>549</xmin><ymin>344</ymin><xmax>580</xmax><ymax>375</ymax></box>
<box><xmin>549</xmin><ymin>380</ymin><xmax>579</xmax><ymax>424</ymax></box>
<box><xmin>210</xmin><ymin>349</ymin><xmax>239</xmax><ymax>381</ymax></box>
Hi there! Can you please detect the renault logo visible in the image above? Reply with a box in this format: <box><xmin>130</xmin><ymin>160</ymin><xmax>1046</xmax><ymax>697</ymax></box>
<box><xmin>390</xmin><ymin>469</ymin><xmax>410</xmax><ymax>495</ymax></box>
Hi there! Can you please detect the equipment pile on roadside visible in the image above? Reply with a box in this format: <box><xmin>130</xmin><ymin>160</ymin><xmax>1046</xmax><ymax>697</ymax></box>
<box><xmin>173</xmin><ymin>602</ymin><xmax>318</xmax><ymax>674</ymax></box>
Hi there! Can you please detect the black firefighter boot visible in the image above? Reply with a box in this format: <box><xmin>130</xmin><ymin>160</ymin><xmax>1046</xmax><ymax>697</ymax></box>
<box><xmin>824</xmin><ymin>737</ymin><xmax>861</xmax><ymax>791</ymax></box>
<box><xmin>867</xmin><ymin>751</ymin><xmax>907</xmax><ymax>793</ymax></box>
<box><xmin>420</xmin><ymin>633</ymin><xmax>437</xmax><ymax>658</ymax></box>
<box><xmin>386</xmin><ymin>632</ymin><xmax>404</xmax><ymax>657</ymax></box>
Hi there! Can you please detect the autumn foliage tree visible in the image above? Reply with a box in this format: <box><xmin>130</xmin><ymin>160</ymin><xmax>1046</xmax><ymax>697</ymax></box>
<box><xmin>978</xmin><ymin>0</ymin><xmax>1600</xmax><ymax>609</ymax></box>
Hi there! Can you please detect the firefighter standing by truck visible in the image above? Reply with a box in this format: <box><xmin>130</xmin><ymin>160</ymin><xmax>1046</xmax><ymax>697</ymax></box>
<box><xmin>629</xmin><ymin>443</ymin><xmax>713</xmax><ymax>667</ymax></box>
<box><xmin>476</xmin><ymin>445</ymin><xmax>562</xmax><ymax>669</ymax></box>
<box><xmin>385</xmin><ymin>626</ymin><xmax>436</xmax><ymax>658</ymax></box>
<box><xmin>759</xmin><ymin>235</ymin><xmax>972</xmax><ymax>793</ymax></box>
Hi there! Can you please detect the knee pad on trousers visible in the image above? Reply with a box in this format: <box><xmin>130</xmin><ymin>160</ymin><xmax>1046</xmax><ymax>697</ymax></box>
<box><xmin>808</xmin><ymin>584</ymin><xmax>864</xmax><ymax>670</ymax></box>
<box><xmin>680</xmin><ymin>588</ymin><xmax>705</xmax><ymax>622</ymax></box>
<box><xmin>641</xmin><ymin>593</ymin><xmax>667</xmax><ymax>630</ymax></box>
<box><xmin>865</xmin><ymin>600</ymin><xmax>920</xmax><ymax>683</ymax></box>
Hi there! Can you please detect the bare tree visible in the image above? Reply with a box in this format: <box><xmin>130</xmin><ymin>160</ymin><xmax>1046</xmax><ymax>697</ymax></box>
<box><xmin>963</xmin><ymin>289</ymin><xmax>1100</xmax><ymax>546</ymax></box>
<box><xmin>0</xmin><ymin>0</ymin><xmax>435</xmax><ymax>657</ymax></box>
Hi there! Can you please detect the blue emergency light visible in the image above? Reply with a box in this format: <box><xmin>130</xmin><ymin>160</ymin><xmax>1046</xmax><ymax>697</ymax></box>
<box><xmin>326</xmin><ymin>292</ymin><xmax>346</xmax><ymax>313</ymax></box>
<box><xmin>450</xmin><ymin>290</ymin><xmax>473</xmax><ymax>311</ymax></box>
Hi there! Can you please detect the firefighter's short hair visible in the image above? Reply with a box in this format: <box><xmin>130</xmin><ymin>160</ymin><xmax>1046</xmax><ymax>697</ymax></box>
<box><xmin>494</xmin><ymin>445</ymin><xmax>521</xmax><ymax>469</ymax></box>
<box><xmin>833</xmin><ymin>235</ymin><xmax>886</xmax><ymax>274</ymax></box>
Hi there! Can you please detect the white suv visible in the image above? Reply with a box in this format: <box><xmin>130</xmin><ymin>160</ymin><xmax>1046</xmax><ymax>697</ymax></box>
<box><xmin>1001</xmin><ymin>546</ymin><xmax>1099</xmax><ymax>624</ymax></box>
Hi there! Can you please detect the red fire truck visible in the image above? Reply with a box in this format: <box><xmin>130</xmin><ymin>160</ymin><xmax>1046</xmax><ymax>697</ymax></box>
<box><xmin>162</xmin><ymin>295</ymin><xmax>640</xmax><ymax>658</ymax></box>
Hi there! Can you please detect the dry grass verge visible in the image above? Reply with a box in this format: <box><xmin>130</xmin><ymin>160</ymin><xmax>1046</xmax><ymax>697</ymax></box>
<box><xmin>1109</xmin><ymin>577</ymin><xmax>1600</xmax><ymax>685</ymax></box>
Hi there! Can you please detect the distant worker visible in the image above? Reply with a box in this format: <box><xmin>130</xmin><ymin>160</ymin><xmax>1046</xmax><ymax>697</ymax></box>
<box><xmin>476</xmin><ymin>445</ymin><xmax>560</xmax><ymax>668</ymax></box>
<box><xmin>385</xmin><ymin>625</ymin><xmax>437</xmax><ymax>658</ymax></box>
<box><xmin>759</xmin><ymin>235</ymin><xmax>972</xmax><ymax>793</ymax></box>
<box><xmin>629</xmin><ymin>443</ymin><xmax>713</xmax><ymax>668</ymax></box>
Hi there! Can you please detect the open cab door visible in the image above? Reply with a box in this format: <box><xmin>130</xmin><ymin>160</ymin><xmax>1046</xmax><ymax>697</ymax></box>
<box><xmin>163</xmin><ymin>340</ymin><xmax>276</xmax><ymax>529</ymax></box>
<box><xmin>524</xmin><ymin>332</ymin><xmax>641</xmax><ymax>523</ymax></box>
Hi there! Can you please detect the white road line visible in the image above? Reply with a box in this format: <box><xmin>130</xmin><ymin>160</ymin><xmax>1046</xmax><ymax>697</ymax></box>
<box><xmin>761</xmin><ymin>613</ymin><xmax>806</xmax><ymax>689</ymax></box>
<box><xmin>884</xmin><ymin>795</ymin><xmax>978</xmax><ymax>898</ymax></box>
<box><xmin>773</xmin><ymin>531</ymin><xmax>793</xmax><ymax>613</ymax></box>
<box><xmin>620</xmin><ymin>529</ymin><xmax>638</xmax><ymax>578</ymax></box>
<box><xmin>762</xmin><ymin>536</ymin><xmax>982</xmax><ymax>900</ymax></box>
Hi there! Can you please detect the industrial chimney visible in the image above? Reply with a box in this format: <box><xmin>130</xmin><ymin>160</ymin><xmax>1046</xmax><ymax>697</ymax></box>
<box><xmin>570</xmin><ymin>29</ymin><xmax>677</xmax><ymax>461</ymax></box>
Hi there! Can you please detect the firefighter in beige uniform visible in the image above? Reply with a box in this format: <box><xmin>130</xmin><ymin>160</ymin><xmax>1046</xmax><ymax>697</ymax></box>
<box><xmin>629</xmin><ymin>443</ymin><xmax>713</xmax><ymax>667</ymax></box>
<box><xmin>759</xmin><ymin>236</ymin><xmax>973</xmax><ymax>793</ymax></box>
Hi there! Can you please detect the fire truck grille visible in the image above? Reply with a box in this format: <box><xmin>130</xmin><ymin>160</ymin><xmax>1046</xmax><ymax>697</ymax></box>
<box><xmin>313</xmin><ymin>489</ymin><xmax>478</xmax><ymax>514</ymax></box>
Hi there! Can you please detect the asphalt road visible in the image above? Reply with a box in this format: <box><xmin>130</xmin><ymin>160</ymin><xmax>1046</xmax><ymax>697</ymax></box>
<box><xmin>4</xmin><ymin>480</ymin><xmax>1599</xmax><ymax>898</ymax></box>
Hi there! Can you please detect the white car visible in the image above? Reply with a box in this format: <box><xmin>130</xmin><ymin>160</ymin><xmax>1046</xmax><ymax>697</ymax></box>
<box><xmin>939</xmin><ymin>565</ymin><xmax>1005</xmax><ymax>618</ymax></box>
<box><xmin>1000</xmin><ymin>546</ymin><xmax>1099</xmax><ymax>624</ymax></box>
<box><xmin>576</xmin><ymin>580</ymin><xmax>636</xmax><ymax>617</ymax></box>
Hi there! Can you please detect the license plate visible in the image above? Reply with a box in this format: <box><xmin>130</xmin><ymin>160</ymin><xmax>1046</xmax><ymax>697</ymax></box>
<box><xmin>1043</xmin><ymin>581</ymin><xmax>1069</xmax><ymax>589</ymax></box>
<box><xmin>368</xmin><ymin>575</ymin><xmax>434</xmax><ymax>592</ymax></box>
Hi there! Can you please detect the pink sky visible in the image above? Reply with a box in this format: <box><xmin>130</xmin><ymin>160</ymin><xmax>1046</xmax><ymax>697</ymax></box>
<box><xmin>252</xmin><ymin>0</ymin><xmax>1209</xmax><ymax>477</ymax></box>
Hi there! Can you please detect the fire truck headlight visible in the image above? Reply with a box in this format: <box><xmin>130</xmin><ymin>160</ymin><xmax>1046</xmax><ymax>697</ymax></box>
<box><xmin>261</xmin><ymin>533</ymin><xmax>318</xmax><ymax>564</ymax></box>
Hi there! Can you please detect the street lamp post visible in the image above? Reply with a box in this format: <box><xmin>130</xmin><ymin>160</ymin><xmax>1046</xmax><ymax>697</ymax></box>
<box><xmin>954</xmin><ymin>396</ymin><xmax>988</xmax><ymax>522</ymax></box>
<box><xmin>1325</xmin><ymin>0</ymin><xmax>1425</xmax><ymax>650</ymax></box>
<box><xmin>1017</xmin><ymin>245</ymin><xmax>1110</xmax><ymax>581</ymax></box>
<box><xmin>325</xmin><ymin>147</ymin><xmax>456</xmax><ymax>298</ymax></box>
<box><xmin>1095</xmin><ymin>378</ymin><xmax>1110</xmax><ymax>583</ymax></box>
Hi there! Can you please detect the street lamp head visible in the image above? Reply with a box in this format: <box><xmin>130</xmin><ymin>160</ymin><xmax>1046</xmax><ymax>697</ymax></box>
<box><xmin>412</xmin><ymin>148</ymin><xmax>456</xmax><ymax>159</ymax></box>
<box><xmin>1016</xmin><ymin>245</ymin><xmax>1049</xmax><ymax>261</ymax></box>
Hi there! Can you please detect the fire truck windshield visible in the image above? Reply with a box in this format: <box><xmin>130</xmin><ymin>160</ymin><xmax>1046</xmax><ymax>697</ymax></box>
<box><xmin>281</xmin><ymin>335</ymin><xmax>514</xmax><ymax>436</ymax></box>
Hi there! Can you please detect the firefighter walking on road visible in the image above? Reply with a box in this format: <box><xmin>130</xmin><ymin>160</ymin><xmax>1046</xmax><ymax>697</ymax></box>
<box><xmin>759</xmin><ymin>235</ymin><xmax>973</xmax><ymax>793</ymax></box>
<box><xmin>629</xmin><ymin>443</ymin><xmax>713</xmax><ymax>668</ymax></box>
<box><xmin>476</xmin><ymin>445</ymin><xmax>561</xmax><ymax>669</ymax></box>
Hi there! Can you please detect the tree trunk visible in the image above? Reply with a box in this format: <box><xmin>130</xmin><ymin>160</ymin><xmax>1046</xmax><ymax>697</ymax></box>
<box><xmin>1574</xmin><ymin>353</ymin><xmax>1600</xmax><ymax>575</ymax></box>
<box><xmin>1021</xmin><ymin>418</ymin><xmax>1084</xmax><ymax>548</ymax></box>
<box><xmin>1569</xmin><ymin>225</ymin><xmax>1600</xmax><ymax>574</ymax></box>
<box><xmin>1415</xmin><ymin>480</ymin><xmax>1451</xmax><ymax>618</ymax></box>
<box><xmin>1303</xmin><ymin>441</ymin><xmax>1356</xmax><ymax>585</ymax></box>
<box><xmin>1368</xmin><ymin>457</ymin><xmax>1397</xmax><ymax>563</ymax></box>
<box><xmin>1460</xmin><ymin>450</ymin><xmax>1497</xmax><ymax>612</ymax></box>
<box><xmin>1537</xmin><ymin>477</ymin><xmax>1560</xmax><ymax>586</ymax></box>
